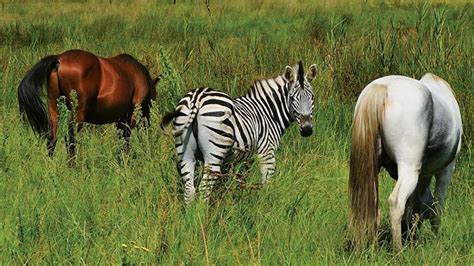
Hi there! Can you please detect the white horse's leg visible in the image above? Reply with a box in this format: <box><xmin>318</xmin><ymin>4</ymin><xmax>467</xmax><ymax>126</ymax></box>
<box><xmin>407</xmin><ymin>176</ymin><xmax>434</xmax><ymax>236</ymax></box>
<box><xmin>388</xmin><ymin>164</ymin><xmax>419</xmax><ymax>252</ymax></box>
<box><xmin>431</xmin><ymin>161</ymin><xmax>455</xmax><ymax>233</ymax></box>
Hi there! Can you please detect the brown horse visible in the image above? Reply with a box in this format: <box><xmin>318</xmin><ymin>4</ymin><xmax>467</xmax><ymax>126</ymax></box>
<box><xmin>18</xmin><ymin>49</ymin><xmax>159</xmax><ymax>158</ymax></box>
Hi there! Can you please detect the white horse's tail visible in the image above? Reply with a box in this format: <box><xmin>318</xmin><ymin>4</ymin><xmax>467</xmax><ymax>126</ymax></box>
<box><xmin>349</xmin><ymin>84</ymin><xmax>388</xmax><ymax>247</ymax></box>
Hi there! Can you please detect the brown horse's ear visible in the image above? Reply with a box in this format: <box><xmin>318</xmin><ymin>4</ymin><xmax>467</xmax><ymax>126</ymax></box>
<box><xmin>283</xmin><ymin>66</ymin><xmax>295</xmax><ymax>83</ymax></box>
<box><xmin>154</xmin><ymin>74</ymin><xmax>163</xmax><ymax>86</ymax></box>
<box><xmin>306</xmin><ymin>64</ymin><xmax>317</xmax><ymax>82</ymax></box>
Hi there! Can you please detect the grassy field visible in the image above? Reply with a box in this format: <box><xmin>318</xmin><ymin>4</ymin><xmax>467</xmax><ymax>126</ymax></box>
<box><xmin>0</xmin><ymin>0</ymin><xmax>472</xmax><ymax>264</ymax></box>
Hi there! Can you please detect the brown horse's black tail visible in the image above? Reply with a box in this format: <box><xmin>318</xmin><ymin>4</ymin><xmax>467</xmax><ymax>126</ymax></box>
<box><xmin>18</xmin><ymin>55</ymin><xmax>59</xmax><ymax>137</ymax></box>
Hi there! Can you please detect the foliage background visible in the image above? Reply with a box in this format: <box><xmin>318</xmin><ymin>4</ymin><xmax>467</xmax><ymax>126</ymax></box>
<box><xmin>0</xmin><ymin>0</ymin><xmax>472</xmax><ymax>264</ymax></box>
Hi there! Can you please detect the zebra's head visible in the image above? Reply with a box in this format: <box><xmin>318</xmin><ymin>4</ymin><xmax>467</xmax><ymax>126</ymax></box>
<box><xmin>283</xmin><ymin>61</ymin><xmax>317</xmax><ymax>137</ymax></box>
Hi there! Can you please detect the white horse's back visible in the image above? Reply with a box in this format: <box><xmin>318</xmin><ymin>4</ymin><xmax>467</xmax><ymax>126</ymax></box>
<box><xmin>371</xmin><ymin>76</ymin><xmax>433</xmax><ymax>171</ymax></box>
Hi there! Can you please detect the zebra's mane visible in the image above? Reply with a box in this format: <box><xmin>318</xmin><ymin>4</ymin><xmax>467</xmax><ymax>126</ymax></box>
<box><xmin>251</xmin><ymin>74</ymin><xmax>282</xmax><ymax>84</ymax></box>
<box><xmin>243</xmin><ymin>74</ymin><xmax>288</xmax><ymax>98</ymax></box>
<box><xmin>252</xmin><ymin>73</ymin><xmax>288</xmax><ymax>87</ymax></box>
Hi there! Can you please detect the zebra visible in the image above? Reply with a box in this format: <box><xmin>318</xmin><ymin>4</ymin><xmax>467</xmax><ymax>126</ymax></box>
<box><xmin>161</xmin><ymin>61</ymin><xmax>317</xmax><ymax>202</ymax></box>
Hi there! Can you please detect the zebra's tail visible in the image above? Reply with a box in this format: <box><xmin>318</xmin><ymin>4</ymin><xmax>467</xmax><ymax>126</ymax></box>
<box><xmin>160</xmin><ymin>105</ymin><xmax>198</xmax><ymax>135</ymax></box>
<box><xmin>160</xmin><ymin>111</ymin><xmax>179</xmax><ymax>131</ymax></box>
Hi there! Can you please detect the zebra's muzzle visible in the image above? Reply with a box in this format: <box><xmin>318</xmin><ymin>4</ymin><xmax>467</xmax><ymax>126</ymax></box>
<box><xmin>299</xmin><ymin>116</ymin><xmax>313</xmax><ymax>137</ymax></box>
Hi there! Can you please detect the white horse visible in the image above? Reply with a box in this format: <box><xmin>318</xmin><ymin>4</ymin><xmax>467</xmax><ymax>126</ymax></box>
<box><xmin>349</xmin><ymin>73</ymin><xmax>463</xmax><ymax>251</ymax></box>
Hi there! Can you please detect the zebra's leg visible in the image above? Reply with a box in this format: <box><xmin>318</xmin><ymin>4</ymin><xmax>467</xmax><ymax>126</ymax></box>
<box><xmin>236</xmin><ymin>160</ymin><xmax>252</xmax><ymax>186</ymax></box>
<box><xmin>196</xmin><ymin>113</ymin><xmax>234</xmax><ymax>201</ymax></box>
<box><xmin>431</xmin><ymin>161</ymin><xmax>455</xmax><ymax>233</ymax></box>
<box><xmin>196</xmin><ymin>127</ymin><xmax>229</xmax><ymax>201</ymax></box>
<box><xmin>200</xmin><ymin>161</ymin><xmax>222</xmax><ymax>201</ymax></box>
<box><xmin>176</xmin><ymin>129</ymin><xmax>198</xmax><ymax>203</ymax></box>
<box><xmin>258</xmin><ymin>150</ymin><xmax>276</xmax><ymax>184</ymax></box>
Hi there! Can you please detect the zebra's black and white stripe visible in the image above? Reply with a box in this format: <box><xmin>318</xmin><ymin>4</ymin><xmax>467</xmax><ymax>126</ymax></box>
<box><xmin>161</xmin><ymin>61</ymin><xmax>317</xmax><ymax>202</ymax></box>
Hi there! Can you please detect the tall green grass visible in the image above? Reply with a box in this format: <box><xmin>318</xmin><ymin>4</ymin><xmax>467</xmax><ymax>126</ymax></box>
<box><xmin>0</xmin><ymin>0</ymin><xmax>472</xmax><ymax>264</ymax></box>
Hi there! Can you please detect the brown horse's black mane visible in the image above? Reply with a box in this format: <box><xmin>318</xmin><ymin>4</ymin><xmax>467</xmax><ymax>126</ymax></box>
<box><xmin>116</xmin><ymin>53</ymin><xmax>157</xmax><ymax>119</ymax></box>
<box><xmin>117</xmin><ymin>54</ymin><xmax>155</xmax><ymax>92</ymax></box>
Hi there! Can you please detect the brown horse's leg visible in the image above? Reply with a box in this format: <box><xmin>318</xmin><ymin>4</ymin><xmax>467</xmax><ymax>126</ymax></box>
<box><xmin>130</xmin><ymin>104</ymin><xmax>140</xmax><ymax>129</ymax></box>
<box><xmin>47</xmin><ymin>98</ymin><xmax>59</xmax><ymax>157</ymax></box>
<box><xmin>119</xmin><ymin>104</ymin><xmax>140</xmax><ymax>153</ymax></box>
<box><xmin>141</xmin><ymin>100</ymin><xmax>151</xmax><ymax>127</ymax></box>
<box><xmin>66</xmin><ymin>94</ymin><xmax>86</xmax><ymax>163</ymax></box>
<box><xmin>47</xmin><ymin>70</ymin><xmax>61</xmax><ymax>157</ymax></box>
<box><xmin>116</xmin><ymin>113</ymin><xmax>132</xmax><ymax>154</ymax></box>
<box><xmin>125</xmin><ymin>111</ymin><xmax>132</xmax><ymax>153</ymax></box>
<box><xmin>66</xmin><ymin>115</ymin><xmax>76</xmax><ymax>162</ymax></box>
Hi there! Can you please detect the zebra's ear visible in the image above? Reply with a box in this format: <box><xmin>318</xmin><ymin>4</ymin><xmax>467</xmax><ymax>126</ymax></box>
<box><xmin>306</xmin><ymin>64</ymin><xmax>317</xmax><ymax>82</ymax></box>
<box><xmin>283</xmin><ymin>66</ymin><xmax>295</xmax><ymax>83</ymax></box>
